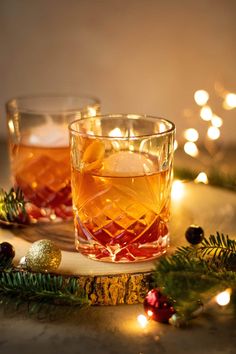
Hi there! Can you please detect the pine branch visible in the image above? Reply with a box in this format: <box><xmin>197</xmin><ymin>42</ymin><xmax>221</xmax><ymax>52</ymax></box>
<box><xmin>0</xmin><ymin>269</ymin><xmax>89</xmax><ymax>307</ymax></box>
<box><xmin>198</xmin><ymin>233</ymin><xmax>236</xmax><ymax>267</ymax></box>
<box><xmin>169</xmin><ymin>232</ymin><xmax>236</xmax><ymax>269</ymax></box>
<box><xmin>152</xmin><ymin>233</ymin><xmax>236</xmax><ymax>321</ymax></box>
<box><xmin>174</xmin><ymin>167</ymin><xmax>197</xmax><ymax>181</ymax></box>
<box><xmin>0</xmin><ymin>187</ymin><xmax>28</xmax><ymax>224</ymax></box>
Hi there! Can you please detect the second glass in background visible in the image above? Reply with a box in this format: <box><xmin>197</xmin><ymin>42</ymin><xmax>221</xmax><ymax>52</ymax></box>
<box><xmin>7</xmin><ymin>95</ymin><xmax>100</xmax><ymax>222</ymax></box>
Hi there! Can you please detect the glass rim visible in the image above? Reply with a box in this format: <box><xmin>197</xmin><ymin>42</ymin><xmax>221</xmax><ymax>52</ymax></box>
<box><xmin>69</xmin><ymin>114</ymin><xmax>176</xmax><ymax>140</ymax></box>
<box><xmin>6</xmin><ymin>94</ymin><xmax>100</xmax><ymax>115</ymax></box>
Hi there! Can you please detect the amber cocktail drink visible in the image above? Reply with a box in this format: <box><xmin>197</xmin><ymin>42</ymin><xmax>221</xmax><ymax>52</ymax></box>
<box><xmin>11</xmin><ymin>142</ymin><xmax>71</xmax><ymax>220</ymax></box>
<box><xmin>7</xmin><ymin>95</ymin><xmax>100</xmax><ymax>222</ymax></box>
<box><xmin>70</xmin><ymin>114</ymin><xmax>175</xmax><ymax>262</ymax></box>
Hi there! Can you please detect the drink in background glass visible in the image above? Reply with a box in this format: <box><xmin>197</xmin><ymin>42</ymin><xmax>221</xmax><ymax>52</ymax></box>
<box><xmin>69</xmin><ymin>114</ymin><xmax>175</xmax><ymax>262</ymax></box>
<box><xmin>6</xmin><ymin>95</ymin><xmax>100</xmax><ymax>222</ymax></box>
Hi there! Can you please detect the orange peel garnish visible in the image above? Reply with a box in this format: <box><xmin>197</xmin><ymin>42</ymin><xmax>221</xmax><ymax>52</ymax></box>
<box><xmin>82</xmin><ymin>140</ymin><xmax>105</xmax><ymax>172</ymax></box>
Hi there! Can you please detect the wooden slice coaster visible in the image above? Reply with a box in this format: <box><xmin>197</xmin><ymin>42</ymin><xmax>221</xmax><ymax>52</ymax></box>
<box><xmin>0</xmin><ymin>223</ymin><xmax>158</xmax><ymax>305</ymax></box>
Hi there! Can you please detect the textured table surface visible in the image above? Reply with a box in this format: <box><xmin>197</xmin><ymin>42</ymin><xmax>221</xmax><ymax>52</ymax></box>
<box><xmin>0</xmin><ymin>140</ymin><xmax>236</xmax><ymax>354</ymax></box>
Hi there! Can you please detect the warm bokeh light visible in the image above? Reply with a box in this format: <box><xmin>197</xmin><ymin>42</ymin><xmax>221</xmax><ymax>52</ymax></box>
<box><xmin>194</xmin><ymin>90</ymin><xmax>209</xmax><ymax>106</ymax></box>
<box><xmin>87</xmin><ymin>106</ymin><xmax>97</xmax><ymax>117</ymax></box>
<box><xmin>194</xmin><ymin>172</ymin><xmax>209</xmax><ymax>184</ymax></box>
<box><xmin>200</xmin><ymin>106</ymin><xmax>213</xmax><ymax>121</ymax></box>
<box><xmin>225</xmin><ymin>93</ymin><xmax>236</xmax><ymax>109</ymax></box>
<box><xmin>223</xmin><ymin>102</ymin><xmax>230</xmax><ymax>110</ymax></box>
<box><xmin>137</xmin><ymin>314</ymin><xmax>148</xmax><ymax>328</ymax></box>
<box><xmin>171</xmin><ymin>180</ymin><xmax>185</xmax><ymax>201</ymax></box>
<box><xmin>174</xmin><ymin>140</ymin><xmax>178</xmax><ymax>151</ymax></box>
<box><xmin>211</xmin><ymin>115</ymin><xmax>223</xmax><ymax>128</ymax></box>
<box><xmin>184</xmin><ymin>141</ymin><xmax>199</xmax><ymax>157</ymax></box>
<box><xmin>207</xmin><ymin>126</ymin><xmax>220</xmax><ymax>140</ymax></box>
<box><xmin>184</xmin><ymin>128</ymin><xmax>199</xmax><ymax>142</ymax></box>
<box><xmin>216</xmin><ymin>289</ymin><xmax>231</xmax><ymax>306</ymax></box>
<box><xmin>147</xmin><ymin>310</ymin><xmax>154</xmax><ymax>317</ymax></box>
<box><xmin>108</xmin><ymin>127</ymin><xmax>123</xmax><ymax>137</ymax></box>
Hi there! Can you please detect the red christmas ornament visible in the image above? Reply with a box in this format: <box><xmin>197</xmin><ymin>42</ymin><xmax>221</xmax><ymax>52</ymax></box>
<box><xmin>143</xmin><ymin>288</ymin><xmax>175</xmax><ymax>323</ymax></box>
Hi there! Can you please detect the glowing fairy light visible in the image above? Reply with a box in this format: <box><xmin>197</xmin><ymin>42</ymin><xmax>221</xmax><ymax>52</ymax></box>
<box><xmin>194</xmin><ymin>172</ymin><xmax>209</xmax><ymax>184</ymax></box>
<box><xmin>147</xmin><ymin>310</ymin><xmax>154</xmax><ymax>317</ymax></box>
<box><xmin>225</xmin><ymin>93</ymin><xmax>236</xmax><ymax>109</ymax></box>
<box><xmin>194</xmin><ymin>90</ymin><xmax>209</xmax><ymax>106</ymax></box>
<box><xmin>184</xmin><ymin>128</ymin><xmax>199</xmax><ymax>142</ymax></box>
<box><xmin>184</xmin><ymin>142</ymin><xmax>199</xmax><ymax>157</ymax></box>
<box><xmin>207</xmin><ymin>126</ymin><xmax>220</xmax><ymax>140</ymax></box>
<box><xmin>200</xmin><ymin>106</ymin><xmax>213</xmax><ymax>121</ymax></box>
<box><xmin>137</xmin><ymin>314</ymin><xmax>148</xmax><ymax>328</ymax></box>
<box><xmin>174</xmin><ymin>140</ymin><xmax>178</xmax><ymax>151</ymax></box>
<box><xmin>216</xmin><ymin>289</ymin><xmax>231</xmax><ymax>306</ymax></box>
<box><xmin>211</xmin><ymin>115</ymin><xmax>223</xmax><ymax>128</ymax></box>
<box><xmin>171</xmin><ymin>180</ymin><xmax>185</xmax><ymax>201</ymax></box>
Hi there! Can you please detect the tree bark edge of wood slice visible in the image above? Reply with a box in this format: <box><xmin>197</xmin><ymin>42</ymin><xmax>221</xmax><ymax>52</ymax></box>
<box><xmin>70</xmin><ymin>271</ymin><xmax>152</xmax><ymax>305</ymax></box>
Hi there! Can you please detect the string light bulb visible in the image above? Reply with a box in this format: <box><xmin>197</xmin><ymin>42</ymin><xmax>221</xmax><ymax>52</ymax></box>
<box><xmin>137</xmin><ymin>314</ymin><xmax>148</xmax><ymax>328</ymax></box>
<box><xmin>215</xmin><ymin>289</ymin><xmax>231</xmax><ymax>306</ymax></box>
<box><xmin>194</xmin><ymin>172</ymin><xmax>208</xmax><ymax>184</ymax></box>
<box><xmin>147</xmin><ymin>310</ymin><xmax>154</xmax><ymax>317</ymax></box>
<box><xmin>211</xmin><ymin>115</ymin><xmax>223</xmax><ymax>128</ymax></box>
<box><xmin>184</xmin><ymin>142</ymin><xmax>199</xmax><ymax>157</ymax></box>
<box><xmin>200</xmin><ymin>106</ymin><xmax>213</xmax><ymax>121</ymax></box>
<box><xmin>207</xmin><ymin>126</ymin><xmax>220</xmax><ymax>140</ymax></box>
<box><xmin>184</xmin><ymin>128</ymin><xmax>199</xmax><ymax>142</ymax></box>
<box><xmin>171</xmin><ymin>180</ymin><xmax>185</xmax><ymax>201</ymax></box>
<box><xmin>194</xmin><ymin>90</ymin><xmax>209</xmax><ymax>106</ymax></box>
<box><xmin>225</xmin><ymin>93</ymin><xmax>236</xmax><ymax>109</ymax></box>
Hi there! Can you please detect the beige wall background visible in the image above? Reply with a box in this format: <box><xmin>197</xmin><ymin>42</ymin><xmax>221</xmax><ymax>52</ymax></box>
<box><xmin>0</xmin><ymin>0</ymin><xmax>236</xmax><ymax>143</ymax></box>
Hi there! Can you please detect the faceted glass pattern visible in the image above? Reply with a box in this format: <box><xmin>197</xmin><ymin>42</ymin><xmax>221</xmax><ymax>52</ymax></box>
<box><xmin>70</xmin><ymin>114</ymin><xmax>175</xmax><ymax>262</ymax></box>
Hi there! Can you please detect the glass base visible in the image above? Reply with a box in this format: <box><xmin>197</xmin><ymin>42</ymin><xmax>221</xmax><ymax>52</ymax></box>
<box><xmin>76</xmin><ymin>234</ymin><xmax>169</xmax><ymax>263</ymax></box>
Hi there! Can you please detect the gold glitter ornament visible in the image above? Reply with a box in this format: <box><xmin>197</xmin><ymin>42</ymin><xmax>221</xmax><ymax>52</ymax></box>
<box><xmin>26</xmin><ymin>239</ymin><xmax>62</xmax><ymax>272</ymax></box>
